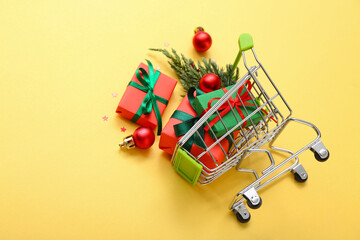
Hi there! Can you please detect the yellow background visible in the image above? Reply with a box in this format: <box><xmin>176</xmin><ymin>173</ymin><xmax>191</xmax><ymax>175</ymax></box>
<box><xmin>0</xmin><ymin>0</ymin><xmax>359</xmax><ymax>239</ymax></box>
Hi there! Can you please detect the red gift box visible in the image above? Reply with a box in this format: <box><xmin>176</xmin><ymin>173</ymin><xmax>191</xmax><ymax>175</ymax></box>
<box><xmin>116</xmin><ymin>61</ymin><xmax>177</xmax><ymax>134</ymax></box>
<box><xmin>159</xmin><ymin>89</ymin><xmax>236</xmax><ymax>170</ymax></box>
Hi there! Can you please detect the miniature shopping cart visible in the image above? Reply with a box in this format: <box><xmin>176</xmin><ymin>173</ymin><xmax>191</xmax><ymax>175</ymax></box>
<box><xmin>170</xmin><ymin>34</ymin><xmax>329</xmax><ymax>223</ymax></box>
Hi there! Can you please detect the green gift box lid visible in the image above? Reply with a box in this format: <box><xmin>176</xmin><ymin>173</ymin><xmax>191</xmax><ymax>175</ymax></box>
<box><xmin>192</xmin><ymin>84</ymin><xmax>263</xmax><ymax>138</ymax></box>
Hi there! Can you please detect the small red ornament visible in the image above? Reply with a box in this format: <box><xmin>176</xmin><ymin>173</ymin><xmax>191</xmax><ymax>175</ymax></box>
<box><xmin>193</xmin><ymin>27</ymin><xmax>212</xmax><ymax>52</ymax></box>
<box><xmin>190</xmin><ymin>63</ymin><xmax>200</xmax><ymax>72</ymax></box>
<box><xmin>119</xmin><ymin>127</ymin><xmax>155</xmax><ymax>150</ymax></box>
<box><xmin>199</xmin><ymin>73</ymin><xmax>221</xmax><ymax>93</ymax></box>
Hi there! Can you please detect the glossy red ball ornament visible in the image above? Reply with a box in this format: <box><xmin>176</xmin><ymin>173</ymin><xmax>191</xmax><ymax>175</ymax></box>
<box><xmin>193</xmin><ymin>27</ymin><xmax>212</xmax><ymax>52</ymax></box>
<box><xmin>133</xmin><ymin>127</ymin><xmax>155</xmax><ymax>149</ymax></box>
<box><xmin>199</xmin><ymin>73</ymin><xmax>221</xmax><ymax>93</ymax></box>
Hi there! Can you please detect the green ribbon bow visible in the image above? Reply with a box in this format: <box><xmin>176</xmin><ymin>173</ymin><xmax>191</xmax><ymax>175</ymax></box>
<box><xmin>129</xmin><ymin>60</ymin><xmax>168</xmax><ymax>135</ymax></box>
<box><xmin>172</xmin><ymin>87</ymin><xmax>206</xmax><ymax>151</ymax></box>
<box><xmin>171</xmin><ymin>88</ymin><xmax>235</xmax><ymax>153</ymax></box>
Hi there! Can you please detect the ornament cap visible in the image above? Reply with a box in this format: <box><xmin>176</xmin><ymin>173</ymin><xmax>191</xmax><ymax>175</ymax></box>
<box><xmin>119</xmin><ymin>135</ymin><xmax>136</xmax><ymax>150</ymax></box>
<box><xmin>194</xmin><ymin>26</ymin><xmax>205</xmax><ymax>34</ymax></box>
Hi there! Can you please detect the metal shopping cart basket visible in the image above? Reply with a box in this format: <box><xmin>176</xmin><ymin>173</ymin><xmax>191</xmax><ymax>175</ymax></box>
<box><xmin>170</xmin><ymin>33</ymin><xmax>330</xmax><ymax>223</ymax></box>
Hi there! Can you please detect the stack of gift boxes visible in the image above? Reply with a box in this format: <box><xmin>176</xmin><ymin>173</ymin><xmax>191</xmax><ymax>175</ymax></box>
<box><xmin>117</xmin><ymin>61</ymin><xmax>264</xmax><ymax>172</ymax></box>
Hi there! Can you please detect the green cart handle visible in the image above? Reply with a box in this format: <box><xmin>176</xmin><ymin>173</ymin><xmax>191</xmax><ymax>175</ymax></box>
<box><xmin>233</xmin><ymin>33</ymin><xmax>254</xmax><ymax>70</ymax></box>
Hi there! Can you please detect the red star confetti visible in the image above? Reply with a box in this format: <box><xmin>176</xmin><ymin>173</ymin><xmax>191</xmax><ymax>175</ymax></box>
<box><xmin>102</xmin><ymin>116</ymin><xmax>109</xmax><ymax>121</ymax></box>
<box><xmin>112</xmin><ymin>93</ymin><xmax>118</xmax><ymax>97</ymax></box>
<box><xmin>164</xmin><ymin>42</ymin><xmax>169</xmax><ymax>47</ymax></box>
<box><xmin>121</xmin><ymin>127</ymin><xmax>126</xmax><ymax>132</ymax></box>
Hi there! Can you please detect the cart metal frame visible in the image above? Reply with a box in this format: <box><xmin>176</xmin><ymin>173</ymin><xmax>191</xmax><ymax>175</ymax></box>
<box><xmin>170</xmin><ymin>34</ymin><xmax>329</xmax><ymax>223</ymax></box>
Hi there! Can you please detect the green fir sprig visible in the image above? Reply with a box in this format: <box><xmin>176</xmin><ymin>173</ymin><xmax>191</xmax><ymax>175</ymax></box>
<box><xmin>150</xmin><ymin>48</ymin><xmax>239</xmax><ymax>93</ymax></box>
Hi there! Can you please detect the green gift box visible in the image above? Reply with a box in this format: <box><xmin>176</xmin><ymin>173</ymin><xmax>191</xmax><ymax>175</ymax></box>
<box><xmin>192</xmin><ymin>81</ymin><xmax>263</xmax><ymax>138</ymax></box>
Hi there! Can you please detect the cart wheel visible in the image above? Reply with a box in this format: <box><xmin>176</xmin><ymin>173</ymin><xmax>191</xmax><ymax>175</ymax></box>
<box><xmin>236</xmin><ymin>211</ymin><xmax>251</xmax><ymax>223</ymax></box>
<box><xmin>314</xmin><ymin>150</ymin><xmax>330</xmax><ymax>162</ymax></box>
<box><xmin>294</xmin><ymin>172</ymin><xmax>308</xmax><ymax>183</ymax></box>
<box><xmin>247</xmin><ymin>197</ymin><xmax>262</xmax><ymax>209</ymax></box>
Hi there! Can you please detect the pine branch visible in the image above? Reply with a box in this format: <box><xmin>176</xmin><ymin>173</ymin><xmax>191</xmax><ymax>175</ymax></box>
<box><xmin>150</xmin><ymin>48</ymin><xmax>239</xmax><ymax>93</ymax></box>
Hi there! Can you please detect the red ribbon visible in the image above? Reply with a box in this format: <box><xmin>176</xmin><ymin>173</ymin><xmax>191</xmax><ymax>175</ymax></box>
<box><xmin>203</xmin><ymin>80</ymin><xmax>276</xmax><ymax>132</ymax></box>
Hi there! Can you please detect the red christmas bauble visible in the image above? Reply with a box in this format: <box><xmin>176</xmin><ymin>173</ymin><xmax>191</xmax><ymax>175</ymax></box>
<box><xmin>199</xmin><ymin>73</ymin><xmax>221</xmax><ymax>93</ymax></box>
<box><xmin>193</xmin><ymin>27</ymin><xmax>212</xmax><ymax>52</ymax></box>
<box><xmin>133</xmin><ymin>127</ymin><xmax>155</xmax><ymax>149</ymax></box>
